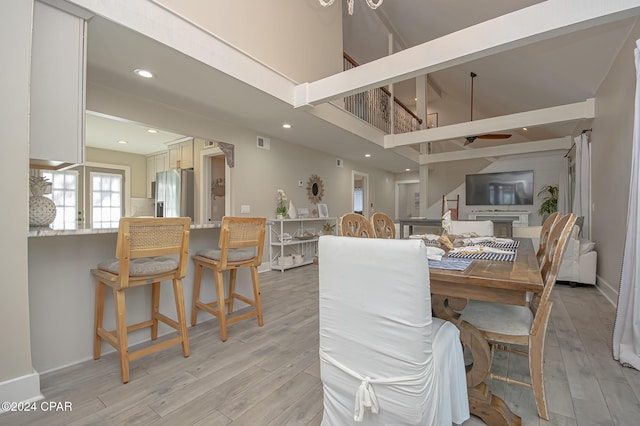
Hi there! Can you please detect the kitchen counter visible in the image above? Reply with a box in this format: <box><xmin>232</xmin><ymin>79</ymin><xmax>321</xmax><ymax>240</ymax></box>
<box><xmin>27</xmin><ymin>223</ymin><xmax>269</xmax><ymax>373</ymax></box>
<box><xmin>28</xmin><ymin>222</ymin><xmax>222</xmax><ymax>237</ymax></box>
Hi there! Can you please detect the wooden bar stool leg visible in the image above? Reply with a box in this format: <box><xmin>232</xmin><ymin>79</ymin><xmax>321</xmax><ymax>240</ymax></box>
<box><xmin>214</xmin><ymin>269</ymin><xmax>228</xmax><ymax>342</ymax></box>
<box><xmin>251</xmin><ymin>266</ymin><xmax>264</xmax><ymax>327</ymax></box>
<box><xmin>191</xmin><ymin>262</ymin><xmax>203</xmax><ymax>326</ymax></box>
<box><xmin>228</xmin><ymin>269</ymin><xmax>237</xmax><ymax>314</ymax></box>
<box><xmin>151</xmin><ymin>281</ymin><xmax>160</xmax><ymax>340</ymax></box>
<box><xmin>172</xmin><ymin>278</ymin><xmax>190</xmax><ymax>357</ymax></box>
<box><xmin>93</xmin><ymin>280</ymin><xmax>105</xmax><ymax>360</ymax></box>
<box><xmin>113</xmin><ymin>288</ymin><xmax>130</xmax><ymax>383</ymax></box>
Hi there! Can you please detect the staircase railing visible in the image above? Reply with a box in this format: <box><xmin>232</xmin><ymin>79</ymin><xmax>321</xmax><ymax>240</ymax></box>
<box><xmin>343</xmin><ymin>53</ymin><xmax>422</xmax><ymax>134</ymax></box>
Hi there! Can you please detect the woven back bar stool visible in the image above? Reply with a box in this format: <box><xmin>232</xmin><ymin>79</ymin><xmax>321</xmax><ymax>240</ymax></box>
<box><xmin>91</xmin><ymin>217</ymin><xmax>191</xmax><ymax>383</ymax></box>
<box><xmin>191</xmin><ymin>216</ymin><xmax>266</xmax><ymax>342</ymax></box>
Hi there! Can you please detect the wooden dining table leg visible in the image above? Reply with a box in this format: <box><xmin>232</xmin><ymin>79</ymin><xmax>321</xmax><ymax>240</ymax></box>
<box><xmin>432</xmin><ymin>294</ymin><xmax>521</xmax><ymax>426</ymax></box>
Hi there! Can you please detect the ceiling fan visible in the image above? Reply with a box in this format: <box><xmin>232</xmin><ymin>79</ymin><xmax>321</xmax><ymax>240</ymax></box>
<box><xmin>464</xmin><ymin>72</ymin><xmax>512</xmax><ymax>146</ymax></box>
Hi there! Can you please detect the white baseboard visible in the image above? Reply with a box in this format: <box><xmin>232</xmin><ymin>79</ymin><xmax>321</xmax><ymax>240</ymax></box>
<box><xmin>0</xmin><ymin>370</ymin><xmax>43</xmax><ymax>413</ymax></box>
<box><xmin>596</xmin><ymin>274</ymin><xmax>618</xmax><ymax>308</ymax></box>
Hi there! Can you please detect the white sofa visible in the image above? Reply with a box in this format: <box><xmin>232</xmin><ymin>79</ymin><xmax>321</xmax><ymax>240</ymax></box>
<box><xmin>450</xmin><ymin>220</ymin><xmax>494</xmax><ymax>236</ymax></box>
<box><xmin>557</xmin><ymin>226</ymin><xmax>597</xmax><ymax>286</ymax></box>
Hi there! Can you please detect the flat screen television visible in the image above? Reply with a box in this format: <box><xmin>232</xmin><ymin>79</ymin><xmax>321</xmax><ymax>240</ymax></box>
<box><xmin>465</xmin><ymin>170</ymin><xmax>534</xmax><ymax>206</ymax></box>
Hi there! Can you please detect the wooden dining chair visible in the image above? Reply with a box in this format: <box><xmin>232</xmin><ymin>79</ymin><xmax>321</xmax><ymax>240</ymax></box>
<box><xmin>370</xmin><ymin>212</ymin><xmax>395</xmax><ymax>239</ymax></box>
<box><xmin>338</xmin><ymin>213</ymin><xmax>375</xmax><ymax>237</ymax></box>
<box><xmin>536</xmin><ymin>211</ymin><xmax>560</xmax><ymax>265</ymax></box>
<box><xmin>191</xmin><ymin>216</ymin><xmax>266</xmax><ymax>342</ymax></box>
<box><xmin>92</xmin><ymin>217</ymin><xmax>191</xmax><ymax>383</ymax></box>
<box><xmin>460</xmin><ymin>212</ymin><xmax>576</xmax><ymax>420</ymax></box>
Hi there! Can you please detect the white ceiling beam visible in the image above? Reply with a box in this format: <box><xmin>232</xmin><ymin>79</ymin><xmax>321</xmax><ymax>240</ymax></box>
<box><xmin>385</xmin><ymin>99</ymin><xmax>595</xmax><ymax>148</ymax></box>
<box><xmin>295</xmin><ymin>0</ymin><xmax>640</xmax><ymax>107</ymax></box>
<box><xmin>420</xmin><ymin>137</ymin><xmax>572</xmax><ymax>165</ymax></box>
<box><xmin>391</xmin><ymin>146</ymin><xmax>420</xmax><ymax>163</ymax></box>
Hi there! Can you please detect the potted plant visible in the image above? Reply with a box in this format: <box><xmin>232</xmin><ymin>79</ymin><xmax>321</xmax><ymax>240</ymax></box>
<box><xmin>537</xmin><ymin>184</ymin><xmax>558</xmax><ymax>219</ymax></box>
<box><xmin>276</xmin><ymin>188</ymin><xmax>287</xmax><ymax>219</ymax></box>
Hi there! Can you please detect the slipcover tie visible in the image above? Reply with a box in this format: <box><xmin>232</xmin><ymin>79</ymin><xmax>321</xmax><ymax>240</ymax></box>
<box><xmin>319</xmin><ymin>348</ymin><xmax>428</xmax><ymax>422</ymax></box>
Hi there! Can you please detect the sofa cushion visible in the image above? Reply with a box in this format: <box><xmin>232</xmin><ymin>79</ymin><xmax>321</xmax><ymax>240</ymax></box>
<box><xmin>579</xmin><ymin>240</ymin><xmax>596</xmax><ymax>255</ymax></box>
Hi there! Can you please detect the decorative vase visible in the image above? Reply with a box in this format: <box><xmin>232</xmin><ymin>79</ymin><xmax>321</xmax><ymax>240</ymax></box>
<box><xmin>29</xmin><ymin>176</ymin><xmax>56</xmax><ymax>227</ymax></box>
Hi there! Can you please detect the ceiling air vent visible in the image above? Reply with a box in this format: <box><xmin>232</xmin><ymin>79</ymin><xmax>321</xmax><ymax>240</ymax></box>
<box><xmin>257</xmin><ymin>136</ymin><xmax>271</xmax><ymax>150</ymax></box>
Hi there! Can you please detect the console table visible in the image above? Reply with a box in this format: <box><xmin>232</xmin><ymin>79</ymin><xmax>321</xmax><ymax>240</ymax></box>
<box><xmin>398</xmin><ymin>218</ymin><xmax>442</xmax><ymax>238</ymax></box>
<box><xmin>467</xmin><ymin>211</ymin><xmax>531</xmax><ymax>227</ymax></box>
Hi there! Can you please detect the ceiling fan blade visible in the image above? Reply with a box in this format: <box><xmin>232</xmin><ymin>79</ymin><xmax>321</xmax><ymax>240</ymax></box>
<box><xmin>476</xmin><ymin>133</ymin><xmax>512</xmax><ymax>140</ymax></box>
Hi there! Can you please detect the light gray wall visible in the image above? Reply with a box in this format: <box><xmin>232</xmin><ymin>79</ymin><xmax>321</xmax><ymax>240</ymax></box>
<box><xmin>590</xmin><ymin>21</ymin><xmax>640</xmax><ymax>296</ymax></box>
<box><xmin>86</xmin><ymin>147</ymin><xmax>147</xmax><ymax>198</ymax></box>
<box><xmin>1</xmin><ymin>0</ymin><xmax>34</xmax><ymax>383</ymax></box>
<box><xmin>89</xmin><ymin>84</ymin><xmax>395</xmax><ymax>224</ymax></box>
<box><xmin>155</xmin><ymin>0</ymin><xmax>343</xmax><ymax>83</ymax></box>
<box><xmin>426</xmin><ymin>151</ymin><xmax>568</xmax><ymax>227</ymax></box>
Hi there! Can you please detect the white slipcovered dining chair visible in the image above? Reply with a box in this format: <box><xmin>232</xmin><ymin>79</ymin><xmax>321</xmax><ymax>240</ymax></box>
<box><xmin>450</xmin><ymin>219</ymin><xmax>494</xmax><ymax>236</ymax></box>
<box><xmin>319</xmin><ymin>235</ymin><xmax>469</xmax><ymax>425</ymax></box>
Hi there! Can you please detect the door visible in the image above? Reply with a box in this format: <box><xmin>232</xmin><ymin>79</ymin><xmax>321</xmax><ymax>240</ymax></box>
<box><xmin>200</xmin><ymin>147</ymin><xmax>230</xmax><ymax>222</ymax></box>
<box><xmin>395</xmin><ymin>180</ymin><xmax>420</xmax><ymax>219</ymax></box>
<box><xmin>352</xmin><ymin>171</ymin><xmax>369</xmax><ymax>217</ymax></box>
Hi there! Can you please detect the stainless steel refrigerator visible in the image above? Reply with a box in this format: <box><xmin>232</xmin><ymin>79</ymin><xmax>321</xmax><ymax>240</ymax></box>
<box><xmin>155</xmin><ymin>169</ymin><xmax>194</xmax><ymax>220</ymax></box>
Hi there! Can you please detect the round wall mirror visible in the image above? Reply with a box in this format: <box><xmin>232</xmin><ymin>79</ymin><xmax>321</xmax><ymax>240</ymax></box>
<box><xmin>306</xmin><ymin>174</ymin><xmax>324</xmax><ymax>204</ymax></box>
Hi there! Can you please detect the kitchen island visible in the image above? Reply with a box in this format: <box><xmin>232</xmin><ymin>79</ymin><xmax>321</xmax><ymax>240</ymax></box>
<box><xmin>27</xmin><ymin>223</ymin><xmax>269</xmax><ymax>373</ymax></box>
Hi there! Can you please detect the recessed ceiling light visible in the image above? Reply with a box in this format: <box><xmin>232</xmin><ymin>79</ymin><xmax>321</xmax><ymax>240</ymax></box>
<box><xmin>282</xmin><ymin>123</ymin><xmax>292</xmax><ymax>129</ymax></box>
<box><xmin>365</xmin><ymin>154</ymin><xmax>371</xmax><ymax>158</ymax></box>
<box><xmin>117</xmin><ymin>140</ymin><xmax>128</xmax><ymax>144</ymax></box>
<box><xmin>405</xmin><ymin>168</ymin><xmax>411</xmax><ymax>172</ymax></box>
<box><xmin>134</xmin><ymin>69</ymin><xmax>153</xmax><ymax>78</ymax></box>
<box><xmin>523</xmin><ymin>127</ymin><xmax>528</xmax><ymax>131</ymax></box>
<box><xmin>147</xmin><ymin>129</ymin><xmax>158</xmax><ymax>134</ymax></box>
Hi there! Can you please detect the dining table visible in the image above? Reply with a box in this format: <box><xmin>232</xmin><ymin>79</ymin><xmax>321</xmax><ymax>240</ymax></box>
<box><xmin>429</xmin><ymin>237</ymin><xmax>543</xmax><ymax>426</ymax></box>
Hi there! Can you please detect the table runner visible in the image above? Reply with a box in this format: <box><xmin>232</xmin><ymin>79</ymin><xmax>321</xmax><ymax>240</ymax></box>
<box><xmin>428</xmin><ymin>257</ymin><xmax>473</xmax><ymax>271</ymax></box>
<box><xmin>447</xmin><ymin>250</ymin><xmax>517</xmax><ymax>262</ymax></box>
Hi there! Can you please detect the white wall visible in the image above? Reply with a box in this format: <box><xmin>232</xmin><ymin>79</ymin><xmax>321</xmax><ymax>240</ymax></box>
<box><xmin>590</xmin><ymin>21</ymin><xmax>640</xmax><ymax>297</ymax></box>
<box><xmin>427</xmin><ymin>151</ymin><xmax>567</xmax><ymax>226</ymax></box>
<box><xmin>155</xmin><ymin>0</ymin><xmax>343</xmax><ymax>83</ymax></box>
<box><xmin>1</xmin><ymin>0</ymin><xmax>38</xmax><ymax>399</ymax></box>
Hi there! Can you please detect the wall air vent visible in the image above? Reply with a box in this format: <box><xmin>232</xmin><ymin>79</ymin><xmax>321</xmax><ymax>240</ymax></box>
<box><xmin>336</xmin><ymin>158</ymin><xmax>343</xmax><ymax>167</ymax></box>
<box><xmin>257</xmin><ymin>136</ymin><xmax>271</xmax><ymax>150</ymax></box>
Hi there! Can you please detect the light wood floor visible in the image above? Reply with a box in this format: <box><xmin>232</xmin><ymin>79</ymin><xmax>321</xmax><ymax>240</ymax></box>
<box><xmin>2</xmin><ymin>265</ymin><xmax>639</xmax><ymax>425</ymax></box>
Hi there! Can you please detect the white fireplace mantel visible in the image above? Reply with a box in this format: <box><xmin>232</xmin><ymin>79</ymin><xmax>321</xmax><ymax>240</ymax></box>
<box><xmin>467</xmin><ymin>210</ymin><xmax>531</xmax><ymax>227</ymax></box>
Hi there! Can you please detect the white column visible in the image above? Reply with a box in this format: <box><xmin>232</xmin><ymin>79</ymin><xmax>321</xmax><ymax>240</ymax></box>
<box><xmin>0</xmin><ymin>0</ymin><xmax>41</xmax><ymax>403</ymax></box>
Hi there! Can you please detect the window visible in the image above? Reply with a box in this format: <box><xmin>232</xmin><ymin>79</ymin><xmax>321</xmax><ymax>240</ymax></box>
<box><xmin>42</xmin><ymin>170</ymin><xmax>78</xmax><ymax>230</ymax></box>
<box><xmin>91</xmin><ymin>172</ymin><xmax>122</xmax><ymax>229</ymax></box>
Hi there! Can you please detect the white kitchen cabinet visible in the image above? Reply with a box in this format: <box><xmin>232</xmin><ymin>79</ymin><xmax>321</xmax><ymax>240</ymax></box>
<box><xmin>269</xmin><ymin>217</ymin><xmax>337</xmax><ymax>271</ymax></box>
<box><xmin>146</xmin><ymin>151</ymin><xmax>169</xmax><ymax>197</ymax></box>
<box><xmin>168</xmin><ymin>139</ymin><xmax>194</xmax><ymax>169</ymax></box>
<box><xmin>30</xmin><ymin>1</ymin><xmax>86</xmax><ymax>169</ymax></box>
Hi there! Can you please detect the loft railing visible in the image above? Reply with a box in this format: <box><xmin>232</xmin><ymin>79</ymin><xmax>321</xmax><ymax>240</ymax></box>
<box><xmin>343</xmin><ymin>53</ymin><xmax>422</xmax><ymax>134</ymax></box>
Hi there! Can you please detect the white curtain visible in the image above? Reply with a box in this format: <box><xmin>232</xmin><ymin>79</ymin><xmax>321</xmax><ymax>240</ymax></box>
<box><xmin>613</xmin><ymin>39</ymin><xmax>640</xmax><ymax>370</ymax></box>
<box><xmin>572</xmin><ymin>132</ymin><xmax>591</xmax><ymax>239</ymax></box>
<box><xmin>558</xmin><ymin>158</ymin><xmax>570</xmax><ymax>214</ymax></box>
